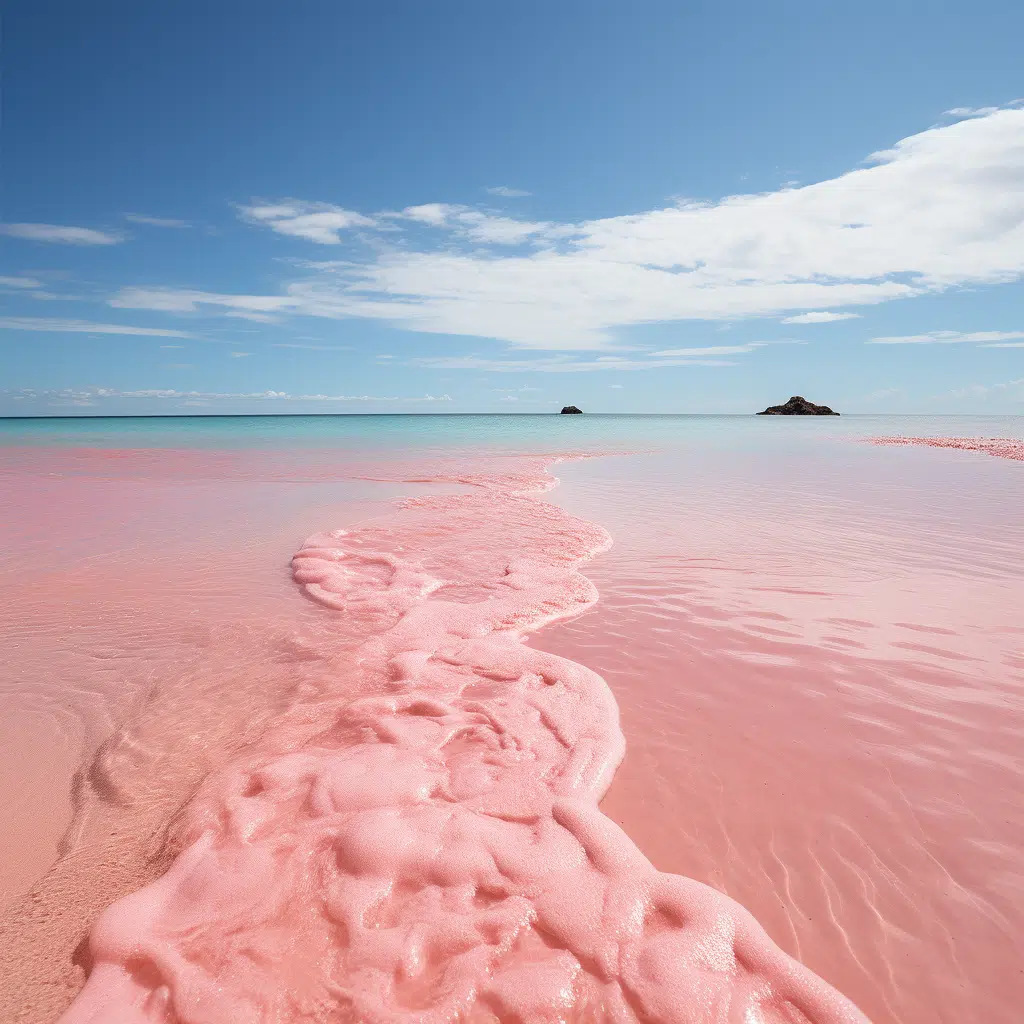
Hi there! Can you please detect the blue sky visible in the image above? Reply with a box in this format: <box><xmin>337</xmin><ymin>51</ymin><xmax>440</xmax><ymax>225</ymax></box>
<box><xmin>2</xmin><ymin>1</ymin><xmax>1023</xmax><ymax>415</ymax></box>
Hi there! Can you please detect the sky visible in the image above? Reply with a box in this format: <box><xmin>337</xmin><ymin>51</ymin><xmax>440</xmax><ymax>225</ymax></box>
<box><xmin>1</xmin><ymin>1</ymin><xmax>1023</xmax><ymax>416</ymax></box>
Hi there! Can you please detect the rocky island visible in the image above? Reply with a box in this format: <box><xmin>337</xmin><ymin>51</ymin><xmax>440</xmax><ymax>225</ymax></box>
<box><xmin>560</xmin><ymin>405</ymin><xmax>583</xmax><ymax>414</ymax></box>
<box><xmin>757</xmin><ymin>396</ymin><xmax>838</xmax><ymax>416</ymax></box>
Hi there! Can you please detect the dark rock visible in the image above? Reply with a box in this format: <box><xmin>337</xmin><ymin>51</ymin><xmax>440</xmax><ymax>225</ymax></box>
<box><xmin>560</xmin><ymin>405</ymin><xmax>583</xmax><ymax>414</ymax></box>
<box><xmin>757</xmin><ymin>396</ymin><xmax>839</xmax><ymax>416</ymax></box>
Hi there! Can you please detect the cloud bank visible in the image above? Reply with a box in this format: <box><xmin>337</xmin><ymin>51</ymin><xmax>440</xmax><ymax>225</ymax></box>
<box><xmin>113</xmin><ymin>107</ymin><xmax>1024</xmax><ymax>350</ymax></box>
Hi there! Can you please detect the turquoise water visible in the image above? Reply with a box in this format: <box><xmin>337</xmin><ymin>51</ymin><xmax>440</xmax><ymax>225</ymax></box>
<box><xmin>2</xmin><ymin>413</ymin><xmax>1022</xmax><ymax>452</ymax></box>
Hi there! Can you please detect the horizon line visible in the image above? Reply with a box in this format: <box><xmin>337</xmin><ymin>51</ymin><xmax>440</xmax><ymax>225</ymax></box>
<box><xmin>2</xmin><ymin>412</ymin><xmax>1019</xmax><ymax>422</ymax></box>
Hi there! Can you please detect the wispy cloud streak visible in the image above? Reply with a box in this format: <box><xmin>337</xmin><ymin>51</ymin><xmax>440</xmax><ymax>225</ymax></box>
<box><xmin>409</xmin><ymin>354</ymin><xmax>737</xmax><ymax>373</ymax></box>
<box><xmin>4</xmin><ymin>387</ymin><xmax>453</xmax><ymax>403</ymax></box>
<box><xmin>124</xmin><ymin>214</ymin><xmax>191</xmax><ymax>228</ymax></box>
<box><xmin>0</xmin><ymin>276</ymin><xmax>44</xmax><ymax>289</ymax></box>
<box><xmin>867</xmin><ymin>330</ymin><xmax>1024</xmax><ymax>345</ymax></box>
<box><xmin>0</xmin><ymin>316</ymin><xmax>193</xmax><ymax>338</ymax></box>
<box><xmin>1</xmin><ymin>223</ymin><xmax>125</xmax><ymax>245</ymax></box>
<box><xmin>782</xmin><ymin>312</ymin><xmax>861</xmax><ymax>324</ymax></box>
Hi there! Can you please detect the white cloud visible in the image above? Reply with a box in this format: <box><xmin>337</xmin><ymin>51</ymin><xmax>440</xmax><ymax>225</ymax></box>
<box><xmin>410</xmin><ymin>354</ymin><xmax>736</xmax><ymax>373</ymax></box>
<box><xmin>649</xmin><ymin>343</ymin><xmax>765</xmax><ymax>357</ymax></box>
<box><xmin>0</xmin><ymin>223</ymin><xmax>124</xmax><ymax>245</ymax></box>
<box><xmin>945</xmin><ymin>106</ymin><xmax>1002</xmax><ymax>119</ymax></box>
<box><xmin>984</xmin><ymin>341</ymin><xmax>1024</xmax><ymax>348</ymax></box>
<box><xmin>122</xmin><ymin>107</ymin><xmax>1024</xmax><ymax>351</ymax></box>
<box><xmin>401</xmin><ymin>203</ymin><xmax>458</xmax><ymax>227</ymax></box>
<box><xmin>867</xmin><ymin>330</ymin><xmax>1024</xmax><ymax>345</ymax></box>
<box><xmin>609</xmin><ymin>384</ymin><xmax>623</xmax><ymax>388</ymax></box>
<box><xmin>238</xmin><ymin>201</ymin><xmax>375</xmax><ymax>244</ymax></box>
<box><xmin>455</xmin><ymin>211</ymin><xmax>554</xmax><ymax>245</ymax></box>
<box><xmin>230</xmin><ymin>351</ymin><xmax>251</xmax><ymax>357</ymax></box>
<box><xmin>486</xmin><ymin>186</ymin><xmax>532</xmax><ymax>198</ymax></box>
<box><xmin>0</xmin><ymin>275</ymin><xmax>44</xmax><ymax>288</ymax></box>
<box><xmin>226</xmin><ymin>311</ymin><xmax>280</xmax><ymax>323</ymax></box>
<box><xmin>124</xmin><ymin>214</ymin><xmax>191</xmax><ymax>228</ymax></box>
<box><xmin>500</xmin><ymin>395</ymin><xmax>518</xmax><ymax>401</ymax></box>
<box><xmin>781</xmin><ymin>311</ymin><xmax>861</xmax><ymax>324</ymax></box>
<box><xmin>0</xmin><ymin>316</ymin><xmax>193</xmax><ymax>338</ymax></box>
<box><xmin>394</xmin><ymin>204</ymin><xmax>553</xmax><ymax>244</ymax></box>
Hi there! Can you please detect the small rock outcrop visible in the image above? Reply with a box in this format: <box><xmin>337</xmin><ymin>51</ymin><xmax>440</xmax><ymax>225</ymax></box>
<box><xmin>757</xmin><ymin>396</ymin><xmax>838</xmax><ymax>416</ymax></box>
<box><xmin>560</xmin><ymin>405</ymin><xmax>583</xmax><ymax>414</ymax></box>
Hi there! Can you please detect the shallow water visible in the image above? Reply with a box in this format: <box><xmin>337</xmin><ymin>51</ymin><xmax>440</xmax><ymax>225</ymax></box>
<box><xmin>0</xmin><ymin>415</ymin><xmax>1021</xmax><ymax>1023</ymax></box>
<box><xmin>540</xmin><ymin>441</ymin><xmax>1024</xmax><ymax>1024</ymax></box>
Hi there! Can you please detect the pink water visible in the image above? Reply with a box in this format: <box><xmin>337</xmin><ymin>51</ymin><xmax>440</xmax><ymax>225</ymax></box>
<box><xmin>1</xmin><ymin>433</ymin><xmax>1022</xmax><ymax>1023</ymax></box>
<box><xmin>538</xmin><ymin>441</ymin><xmax>1024</xmax><ymax>1024</ymax></box>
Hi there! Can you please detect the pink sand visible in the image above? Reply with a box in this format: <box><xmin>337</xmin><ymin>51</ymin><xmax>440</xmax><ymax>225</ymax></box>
<box><xmin>2</xmin><ymin>438</ymin><xmax>1021</xmax><ymax>1023</ymax></box>
<box><xmin>869</xmin><ymin>436</ymin><xmax>1024</xmax><ymax>461</ymax></box>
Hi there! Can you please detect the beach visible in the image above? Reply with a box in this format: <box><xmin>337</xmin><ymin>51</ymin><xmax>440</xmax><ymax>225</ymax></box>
<box><xmin>1</xmin><ymin>414</ymin><xmax>1022</xmax><ymax>1023</ymax></box>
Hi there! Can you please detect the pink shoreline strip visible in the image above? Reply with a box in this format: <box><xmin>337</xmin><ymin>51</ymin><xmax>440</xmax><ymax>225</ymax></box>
<box><xmin>868</xmin><ymin>436</ymin><xmax>1024</xmax><ymax>461</ymax></box>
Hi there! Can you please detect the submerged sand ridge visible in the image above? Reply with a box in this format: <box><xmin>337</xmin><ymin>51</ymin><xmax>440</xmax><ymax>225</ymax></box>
<box><xmin>56</xmin><ymin>459</ymin><xmax>867</xmax><ymax>1023</ymax></box>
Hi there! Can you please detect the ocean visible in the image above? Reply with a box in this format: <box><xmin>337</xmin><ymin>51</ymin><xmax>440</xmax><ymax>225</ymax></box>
<box><xmin>1</xmin><ymin>414</ymin><xmax>1022</xmax><ymax>1023</ymax></box>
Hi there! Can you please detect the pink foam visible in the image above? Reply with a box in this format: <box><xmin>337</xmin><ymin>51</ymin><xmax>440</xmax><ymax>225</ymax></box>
<box><xmin>869</xmin><ymin>436</ymin><xmax>1024</xmax><ymax>460</ymax></box>
<box><xmin>54</xmin><ymin>461</ymin><xmax>867</xmax><ymax>1024</ymax></box>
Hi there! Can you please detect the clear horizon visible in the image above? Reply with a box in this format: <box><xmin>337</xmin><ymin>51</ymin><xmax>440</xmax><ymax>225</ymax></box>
<box><xmin>4</xmin><ymin>411</ymin><xmax>1024</xmax><ymax>419</ymax></box>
